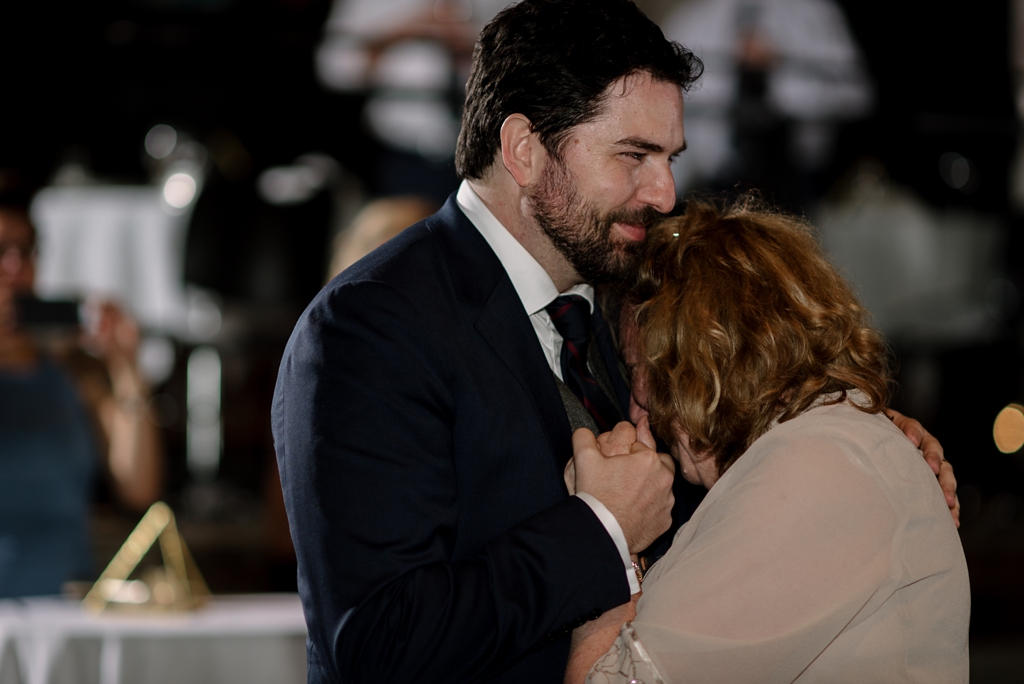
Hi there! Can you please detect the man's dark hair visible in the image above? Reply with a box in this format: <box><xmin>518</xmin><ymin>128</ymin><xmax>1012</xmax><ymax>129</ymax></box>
<box><xmin>455</xmin><ymin>0</ymin><xmax>703</xmax><ymax>180</ymax></box>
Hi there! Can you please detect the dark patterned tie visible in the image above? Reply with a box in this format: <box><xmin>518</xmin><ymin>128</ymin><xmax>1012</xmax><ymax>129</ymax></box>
<box><xmin>546</xmin><ymin>294</ymin><xmax>621</xmax><ymax>432</ymax></box>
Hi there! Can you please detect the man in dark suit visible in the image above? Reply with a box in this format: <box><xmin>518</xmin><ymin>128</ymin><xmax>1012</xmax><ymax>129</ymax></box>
<box><xmin>272</xmin><ymin>1</ymin><xmax>956</xmax><ymax>682</ymax></box>
<box><xmin>273</xmin><ymin>1</ymin><xmax>701</xmax><ymax>681</ymax></box>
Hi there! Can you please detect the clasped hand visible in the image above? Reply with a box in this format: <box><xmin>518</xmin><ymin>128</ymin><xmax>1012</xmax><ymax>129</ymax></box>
<box><xmin>567</xmin><ymin>418</ymin><xmax>675</xmax><ymax>554</ymax></box>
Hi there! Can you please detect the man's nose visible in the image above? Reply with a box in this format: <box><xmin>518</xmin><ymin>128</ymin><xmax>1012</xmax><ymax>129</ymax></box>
<box><xmin>638</xmin><ymin>161</ymin><xmax>676</xmax><ymax>215</ymax></box>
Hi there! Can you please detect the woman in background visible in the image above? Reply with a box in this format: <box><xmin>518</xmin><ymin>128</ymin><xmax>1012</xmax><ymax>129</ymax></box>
<box><xmin>0</xmin><ymin>201</ymin><xmax>162</xmax><ymax>597</ymax></box>
<box><xmin>567</xmin><ymin>198</ymin><xmax>969</xmax><ymax>683</ymax></box>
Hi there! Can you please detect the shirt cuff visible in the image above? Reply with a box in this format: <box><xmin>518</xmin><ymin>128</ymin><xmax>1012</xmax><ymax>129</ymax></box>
<box><xmin>575</xmin><ymin>492</ymin><xmax>641</xmax><ymax>594</ymax></box>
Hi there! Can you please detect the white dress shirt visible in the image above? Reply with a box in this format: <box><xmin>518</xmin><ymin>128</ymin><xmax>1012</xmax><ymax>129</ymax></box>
<box><xmin>456</xmin><ymin>181</ymin><xmax>640</xmax><ymax>594</ymax></box>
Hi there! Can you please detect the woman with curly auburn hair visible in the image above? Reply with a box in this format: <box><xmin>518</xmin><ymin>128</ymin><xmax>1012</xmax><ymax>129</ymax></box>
<box><xmin>566</xmin><ymin>198</ymin><xmax>969</xmax><ymax>684</ymax></box>
<box><xmin>633</xmin><ymin>197</ymin><xmax>893</xmax><ymax>479</ymax></box>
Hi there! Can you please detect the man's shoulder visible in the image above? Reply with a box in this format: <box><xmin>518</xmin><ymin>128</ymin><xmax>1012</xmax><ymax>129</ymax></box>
<box><xmin>336</xmin><ymin>220</ymin><xmax>439</xmax><ymax>285</ymax></box>
<box><xmin>317</xmin><ymin>198</ymin><xmax>506</xmax><ymax>315</ymax></box>
<box><xmin>315</xmin><ymin>218</ymin><xmax>443</xmax><ymax>311</ymax></box>
<box><xmin>291</xmin><ymin>202</ymin><xmax>481</xmax><ymax>336</ymax></box>
<box><xmin>279</xmin><ymin>220</ymin><xmax>455</xmax><ymax>383</ymax></box>
<box><xmin>338</xmin><ymin>197</ymin><xmax>488</xmax><ymax>283</ymax></box>
<box><xmin>297</xmin><ymin>226</ymin><xmax>442</xmax><ymax>338</ymax></box>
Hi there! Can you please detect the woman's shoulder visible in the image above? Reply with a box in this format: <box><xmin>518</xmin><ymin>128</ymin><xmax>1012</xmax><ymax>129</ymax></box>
<box><xmin>668</xmin><ymin>395</ymin><xmax>903</xmax><ymax>550</ymax></box>
<box><xmin>737</xmin><ymin>392</ymin><xmax>945</xmax><ymax>521</ymax></box>
<box><xmin>756</xmin><ymin>392</ymin><xmax>910</xmax><ymax>465</ymax></box>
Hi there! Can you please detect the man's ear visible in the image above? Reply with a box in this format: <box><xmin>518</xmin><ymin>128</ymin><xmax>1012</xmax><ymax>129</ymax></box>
<box><xmin>500</xmin><ymin>114</ymin><xmax>546</xmax><ymax>187</ymax></box>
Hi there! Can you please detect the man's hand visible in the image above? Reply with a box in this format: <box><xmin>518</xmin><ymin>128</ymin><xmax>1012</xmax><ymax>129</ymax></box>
<box><xmin>884</xmin><ymin>408</ymin><xmax>960</xmax><ymax>528</ymax></box>
<box><xmin>573</xmin><ymin>421</ymin><xmax>675</xmax><ymax>553</ymax></box>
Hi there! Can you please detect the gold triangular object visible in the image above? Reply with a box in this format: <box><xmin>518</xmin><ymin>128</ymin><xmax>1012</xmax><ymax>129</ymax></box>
<box><xmin>82</xmin><ymin>501</ymin><xmax>211</xmax><ymax>614</ymax></box>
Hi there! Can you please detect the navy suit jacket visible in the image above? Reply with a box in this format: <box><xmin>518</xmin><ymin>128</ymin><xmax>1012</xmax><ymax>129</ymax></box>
<box><xmin>272</xmin><ymin>196</ymin><xmax>636</xmax><ymax>683</ymax></box>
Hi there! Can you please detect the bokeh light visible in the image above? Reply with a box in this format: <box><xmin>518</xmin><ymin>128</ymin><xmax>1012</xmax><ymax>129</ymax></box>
<box><xmin>993</xmin><ymin>403</ymin><xmax>1024</xmax><ymax>454</ymax></box>
<box><xmin>145</xmin><ymin>124</ymin><xmax>178</xmax><ymax>160</ymax></box>
<box><xmin>162</xmin><ymin>172</ymin><xmax>197</xmax><ymax>209</ymax></box>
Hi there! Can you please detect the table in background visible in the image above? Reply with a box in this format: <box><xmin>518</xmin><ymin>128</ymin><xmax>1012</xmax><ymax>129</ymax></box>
<box><xmin>0</xmin><ymin>594</ymin><xmax>306</xmax><ymax>684</ymax></box>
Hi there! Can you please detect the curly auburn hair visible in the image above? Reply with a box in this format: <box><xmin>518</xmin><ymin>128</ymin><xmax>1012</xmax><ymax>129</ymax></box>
<box><xmin>630</xmin><ymin>197</ymin><xmax>893</xmax><ymax>474</ymax></box>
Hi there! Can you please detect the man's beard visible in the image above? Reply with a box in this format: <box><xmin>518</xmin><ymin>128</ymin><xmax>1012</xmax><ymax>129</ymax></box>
<box><xmin>527</xmin><ymin>157</ymin><xmax>663</xmax><ymax>286</ymax></box>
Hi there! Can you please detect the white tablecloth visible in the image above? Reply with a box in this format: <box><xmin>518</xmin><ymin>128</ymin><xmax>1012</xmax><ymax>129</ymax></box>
<box><xmin>0</xmin><ymin>594</ymin><xmax>306</xmax><ymax>684</ymax></box>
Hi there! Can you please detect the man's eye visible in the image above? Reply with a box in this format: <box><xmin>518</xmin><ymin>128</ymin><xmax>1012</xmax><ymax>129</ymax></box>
<box><xmin>623</xmin><ymin>151</ymin><xmax>645</xmax><ymax>162</ymax></box>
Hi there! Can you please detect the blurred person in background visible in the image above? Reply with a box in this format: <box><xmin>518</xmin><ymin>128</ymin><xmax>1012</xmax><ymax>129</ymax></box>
<box><xmin>0</xmin><ymin>198</ymin><xmax>163</xmax><ymax>598</ymax></box>
<box><xmin>315</xmin><ymin>0</ymin><xmax>509</xmax><ymax>202</ymax></box>
<box><xmin>663</xmin><ymin>0</ymin><xmax>872</xmax><ymax>210</ymax></box>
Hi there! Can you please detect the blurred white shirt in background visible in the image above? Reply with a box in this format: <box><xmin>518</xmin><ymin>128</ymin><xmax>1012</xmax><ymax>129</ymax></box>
<box><xmin>663</xmin><ymin>0</ymin><xmax>873</xmax><ymax>192</ymax></box>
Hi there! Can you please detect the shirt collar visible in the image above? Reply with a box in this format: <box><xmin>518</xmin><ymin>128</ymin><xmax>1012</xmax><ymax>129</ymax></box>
<box><xmin>456</xmin><ymin>180</ymin><xmax>594</xmax><ymax>315</ymax></box>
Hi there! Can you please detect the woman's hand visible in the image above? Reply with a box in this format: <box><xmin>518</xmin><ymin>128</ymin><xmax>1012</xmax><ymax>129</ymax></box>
<box><xmin>564</xmin><ymin>416</ymin><xmax>662</xmax><ymax>496</ymax></box>
<box><xmin>565</xmin><ymin>592</ymin><xmax>640</xmax><ymax>684</ymax></box>
<box><xmin>81</xmin><ymin>301</ymin><xmax>140</xmax><ymax>376</ymax></box>
<box><xmin>884</xmin><ymin>408</ymin><xmax>959</xmax><ymax>528</ymax></box>
<box><xmin>594</xmin><ymin>416</ymin><xmax>657</xmax><ymax>457</ymax></box>
<box><xmin>81</xmin><ymin>300</ymin><xmax>163</xmax><ymax>511</ymax></box>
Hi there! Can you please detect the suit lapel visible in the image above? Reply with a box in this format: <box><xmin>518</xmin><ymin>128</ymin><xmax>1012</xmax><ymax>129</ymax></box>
<box><xmin>427</xmin><ymin>196</ymin><xmax>573</xmax><ymax>469</ymax></box>
<box><xmin>475</xmin><ymin>285</ymin><xmax>573</xmax><ymax>465</ymax></box>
